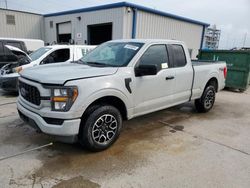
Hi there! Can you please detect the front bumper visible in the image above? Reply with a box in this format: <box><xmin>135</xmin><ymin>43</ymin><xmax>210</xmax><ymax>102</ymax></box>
<box><xmin>0</xmin><ymin>75</ymin><xmax>18</xmax><ymax>91</ymax></box>
<box><xmin>17</xmin><ymin>101</ymin><xmax>81</xmax><ymax>140</ymax></box>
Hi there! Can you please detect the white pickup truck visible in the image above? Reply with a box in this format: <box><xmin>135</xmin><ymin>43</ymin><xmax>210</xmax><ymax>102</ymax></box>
<box><xmin>17</xmin><ymin>39</ymin><xmax>227</xmax><ymax>151</ymax></box>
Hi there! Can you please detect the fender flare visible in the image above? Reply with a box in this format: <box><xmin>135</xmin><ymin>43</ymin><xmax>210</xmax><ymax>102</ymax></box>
<box><xmin>202</xmin><ymin>72</ymin><xmax>219</xmax><ymax>91</ymax></box>
<box><xmin>80</xmin><ymin>88</ymin><xmax>132</xmax><ymax>117</ymax></box>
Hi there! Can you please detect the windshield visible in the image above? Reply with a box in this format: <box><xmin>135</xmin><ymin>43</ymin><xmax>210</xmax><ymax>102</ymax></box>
<box><xmin>29</xmin><ymin>47</ymin><xmax>52</xmax><ymax>61</ymax></box>
<box><xmin>80</xmin><ymin>42</ymin><xmax>144</xmax><ymax>67</ymax></box>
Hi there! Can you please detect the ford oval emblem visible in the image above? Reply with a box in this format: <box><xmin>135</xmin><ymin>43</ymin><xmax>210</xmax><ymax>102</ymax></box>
<box><xmin>20</xmin><ymin>87</ymin><xmax>27</xmax><ymax>97</ymax></box>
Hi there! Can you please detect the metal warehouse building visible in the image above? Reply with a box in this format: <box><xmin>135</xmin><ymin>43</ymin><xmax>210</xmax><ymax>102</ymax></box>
<box><xmin>44</xmin><ymin>2</ymin><xmax>209</xmax><ymax>58</ymax></box>
<box><xmin>0</xmin><ymin>2</ymin><xmax>209</xmax><ymax>58</ymax></box>
<box><xmin>0</xmin><ymin>8</ymin><xmax>44</xmax><ymax>40</ymax></box>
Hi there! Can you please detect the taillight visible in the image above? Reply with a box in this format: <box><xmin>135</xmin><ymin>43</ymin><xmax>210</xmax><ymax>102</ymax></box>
<box><xmin>223</xmin><ymin>67</ymin><xmax>227</xmax><ymax>79</ymax></box>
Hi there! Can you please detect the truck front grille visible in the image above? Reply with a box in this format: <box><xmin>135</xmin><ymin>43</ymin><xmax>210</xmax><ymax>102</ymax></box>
<box><xmin>19</xmin><ymin>81</ymin><xmax>41</xmax><ymax>105</ymax></box>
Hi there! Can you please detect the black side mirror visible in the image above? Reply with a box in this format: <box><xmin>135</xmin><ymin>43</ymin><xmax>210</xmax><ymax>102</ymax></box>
<box><xmin>135</xmin><ymin>64</ymin><xmax>158</xmax><ymax>77</ymax></box>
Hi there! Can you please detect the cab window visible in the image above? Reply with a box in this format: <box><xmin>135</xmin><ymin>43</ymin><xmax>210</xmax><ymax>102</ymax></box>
<box><xmin>42</xmin><ymin>48</ymin><xmax>70</xmax><ymax>64</ymax></box>
<box><xmin>167</xmin><ymin>44</ymin><xmax>187</xmax><ymax>67</ymax></box>
<box><xmin>138</xmin><ymin>44</ymin><xmax>169</xmax><ymax>71</ymax></box>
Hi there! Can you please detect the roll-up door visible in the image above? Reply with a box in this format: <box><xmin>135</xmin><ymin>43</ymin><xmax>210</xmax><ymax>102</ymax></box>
<box><xmin>57</xmin><ymin>22</ymin><xmax>72</xmax><ymax>43</ymax></box>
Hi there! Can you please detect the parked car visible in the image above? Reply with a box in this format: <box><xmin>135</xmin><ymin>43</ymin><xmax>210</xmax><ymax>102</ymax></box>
<box><xmin>0</xmin><ymin>37</ymin><xmax>44</xmax><ymax>53</ymax></box>
<box><xmin>0</xmin><ymin>45</ymin><xmax>96</xmax><ymax>91</ymax></box>
<box><xmin>0</xmin><ymin>38</ymin><xmax>45</xmax><ymax>68</ymax></box>
<box><xmin>17</xmin><ymin>39</ymin><xmax>227</xmax><ymax>151</ymax></box>
<box><xmin>0</xmin><ymin>40</ymin><xmax>26</xmax><ymax>68</ymax></box>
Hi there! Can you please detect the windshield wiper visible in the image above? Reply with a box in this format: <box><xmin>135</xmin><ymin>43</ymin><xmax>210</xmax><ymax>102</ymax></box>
<box><xmin>85</xmin><ymin>61</ymin><xmax>110</xmax><ymax>67</ymax></box>
<box><xmin>72</xmin><ymin>60</ymin><xmax>116</xmax><ymax>67</ymax></box>
<box><xmin>72</xmin><ymin>59</ymin><xmax>86</xmax><ymax>64</ymax></box>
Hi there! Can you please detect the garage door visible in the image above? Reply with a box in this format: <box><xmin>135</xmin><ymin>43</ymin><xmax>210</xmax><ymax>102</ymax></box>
<box><xmin>58</xmin><ymin>22</ymin><xmax>71</xmax><ymax>34</ymax></box>
<box><xmin>88</xmin><ymin>23</ymin><xmax>112</xmax><ymax>45</ymax></box>
<box><xmin>57</xmin><ymin>22</ymin><xmax>72</xmax><ymax>43</ymax></box>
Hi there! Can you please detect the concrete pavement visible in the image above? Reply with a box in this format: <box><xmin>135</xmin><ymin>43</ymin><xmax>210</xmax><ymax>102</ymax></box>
<box><xmin>0</xmin><ymin>88</ymin><xmax>249</xmax><ymax>188</ymax></box>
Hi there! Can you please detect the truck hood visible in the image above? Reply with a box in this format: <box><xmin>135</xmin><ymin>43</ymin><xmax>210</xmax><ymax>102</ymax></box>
<box><xmin>20</xmin><ymin>62</ymin><xmax>118</xmax><ymax>85</ymax></box>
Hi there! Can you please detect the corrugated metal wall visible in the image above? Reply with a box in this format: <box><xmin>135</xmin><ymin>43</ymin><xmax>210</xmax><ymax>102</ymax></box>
<box><xmin>44</xmin><ymin>7</ymin><xmax>124</xmax><ymax>45</ymax></box>
<box><xmin>0</xmin><ymin>9</ymin><xmax>44</xmax><ymax>40</ymax></box>
<box><xmin>44</xmin><ymin>7</ymin><xmax>204</xmax><ymax>58</ymax></box>
<box><xmin>128</xmin><ymin>10</ymin><xmax>203</xmax><ymax>59</ymax></box>
<box><xmin>122</xmin><ymin>7</ymin><xmax>133</xmax><ymax>39</ymax></box>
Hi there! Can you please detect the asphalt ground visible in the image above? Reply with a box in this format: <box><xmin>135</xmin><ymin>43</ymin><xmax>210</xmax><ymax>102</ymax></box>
<box><xmin>0</xmin><ymin>88</ymin><xmax>249</xmax><ymax>188</ymax></box>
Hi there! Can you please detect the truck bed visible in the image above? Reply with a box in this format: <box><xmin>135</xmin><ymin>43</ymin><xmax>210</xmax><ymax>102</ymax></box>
<box><xmin>190</xmin><ymin>60</ymin><xmax>226</xmax><ymax>100</ymax></box>
<box><xmin>192</xmin><ymin>60</ymin><xmax>225</xmax><ymax>66</ymax></box>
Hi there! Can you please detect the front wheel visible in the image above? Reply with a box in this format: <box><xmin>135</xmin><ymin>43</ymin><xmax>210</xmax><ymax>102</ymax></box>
<box><xmin>195</xmin><ymin>85</ymin><xmax>216</xmax><ymax>113</ymax></box>
<box><xmin>79</xmin><ymin>105</ymin><xmax>122</xmax><ymax>151</ymax></box>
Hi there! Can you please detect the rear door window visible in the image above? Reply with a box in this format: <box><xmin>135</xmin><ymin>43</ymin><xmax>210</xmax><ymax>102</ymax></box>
<box><xmin>167</xmin><ymin>44</ymin><xmax>187</xmax><ymax>67</ymax></box>
<box><xmin>43</xmin><ymin>48</ymin><xmax>70</xmax><ymax>64</ymax></box>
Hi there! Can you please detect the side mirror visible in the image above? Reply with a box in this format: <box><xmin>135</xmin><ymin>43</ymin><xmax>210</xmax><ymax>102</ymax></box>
<box><xmin>135</xmin><ymin>64</ymin><xmax>158</xmax><ymax>77</ymax></box>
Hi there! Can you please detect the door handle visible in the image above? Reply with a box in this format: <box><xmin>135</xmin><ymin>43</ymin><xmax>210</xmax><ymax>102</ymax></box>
<box><xmin>165</xmin><ymin>76</ymin><xmax>175</xmax><ymax>80</ymax></box>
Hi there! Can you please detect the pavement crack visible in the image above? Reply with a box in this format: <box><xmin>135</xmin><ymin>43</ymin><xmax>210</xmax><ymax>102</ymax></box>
<box><xmin>0</xmin><ymin>102</ymin><xmax>16</xmax><ymax>106</ymax></box>
<box><xmin>159</xmin><ymin>120</ymin><xmax>250</xmax><ymax>156</ymax></box>
<box><xmin>0</xmin><ymin>115</ymin><xmax>17</xmax><ymax>119</ymax></box>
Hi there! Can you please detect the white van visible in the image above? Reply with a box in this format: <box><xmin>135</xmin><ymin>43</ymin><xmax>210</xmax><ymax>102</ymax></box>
<box><xmin>0</xmin><ymin>45</ymin><xmax>96</xmax><ymax>91</ymax></box>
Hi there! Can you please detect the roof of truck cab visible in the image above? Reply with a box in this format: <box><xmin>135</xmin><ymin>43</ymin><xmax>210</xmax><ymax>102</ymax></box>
<box><xmin>109</xmin><ymin>39</ymin><xmax>185</xmax><ymax>44</ymax></box>
<box><xmin>45</xmin><ymin>45</ymin><xmax>97</xmax><ymax>49</ymax></box>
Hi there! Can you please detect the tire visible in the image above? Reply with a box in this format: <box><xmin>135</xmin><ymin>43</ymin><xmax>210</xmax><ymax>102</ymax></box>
<box><xmin>79</xmin><ymin>105</ymin><xmax>122</xmax><ymax>151</ymax></box>
<box><xmin>195</xmin><ymin>85</ymin><xmax>216</xmax><ymax>113</ymax></box>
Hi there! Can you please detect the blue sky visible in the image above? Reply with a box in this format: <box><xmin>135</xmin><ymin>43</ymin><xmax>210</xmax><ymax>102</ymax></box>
<box><xmin>1</xmin><ymin>0</ymin><xmax>249</xmax><ymax>49</ymax></box>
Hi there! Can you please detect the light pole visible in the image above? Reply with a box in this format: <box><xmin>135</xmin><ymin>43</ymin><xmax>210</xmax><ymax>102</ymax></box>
<box><xmin>4</xmin><ymin>0</ymin><xmax>8</xmax><ymax>9</ymax></box>
<box><xmin>243</xmin><ymin>32</ymin><xmax>247</xmax><ymax>47</ymax></box>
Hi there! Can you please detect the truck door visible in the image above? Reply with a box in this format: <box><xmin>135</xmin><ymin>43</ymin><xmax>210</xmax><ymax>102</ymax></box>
<box><xmin>133</xmin><ymin>44</ymin><xmax>176</xmax><ymax>116</ymax></box>
<box><xmin>167</xmin><ymin>44</ymin><xmax>193</xmax><ymax>104</ymax></box>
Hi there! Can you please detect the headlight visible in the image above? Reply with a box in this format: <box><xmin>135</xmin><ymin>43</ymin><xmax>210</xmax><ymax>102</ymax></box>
<box><xmin>13</xmin><ymin>66</ymin><xmax>22</xmax><ymax>73</ymax></box>
<box><xmin>51</xmin><ymin>87</ymin><xmax>78</xmax><ymax>111</ymax></box>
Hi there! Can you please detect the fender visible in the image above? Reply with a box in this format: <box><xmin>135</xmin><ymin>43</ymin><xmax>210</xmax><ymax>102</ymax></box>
<box><xmin>79</xmin><ymin>88</ymin><xmax>133</xmax><ymax>119</ymax></box>
<box><xmin>202</xmin><ymin>71</ymin><xmax>219</xmax><ymax>91</ymax></box>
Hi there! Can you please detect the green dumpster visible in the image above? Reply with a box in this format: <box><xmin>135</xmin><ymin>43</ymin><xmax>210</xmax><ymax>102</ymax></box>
<box><xmin>198</xmin><ymin>50</ymin><xmax>250</xmax><ymax>91</ymax></box>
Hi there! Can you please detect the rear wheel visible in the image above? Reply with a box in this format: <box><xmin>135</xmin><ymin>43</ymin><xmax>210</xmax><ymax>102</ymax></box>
<box><xmin>195</xmin><ymin>85</ymin><xmax>216</xmax><ymax>113</ymax></box>
<box><xmin>79</xmin><ymin>105</ymin><xmax>122</xmax><ymax>151</ymax></box>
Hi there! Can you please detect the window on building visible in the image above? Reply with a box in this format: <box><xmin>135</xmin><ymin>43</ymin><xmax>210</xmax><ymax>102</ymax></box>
<box><xmin>6</xmin><ymin>15</ymin><xmax>15</xmax><ymax>25</ymax></box>
<box><xmin>50</xmin><ymin>21</ymin><xmax>53</xmax><ymax>28</ymax></box>
<box><xmin>138</xmin><ymin>44</ymin><xmax>169</xmax><ymax>71</ymax></box>
<box><xmin>168</xmin><ymin>44</ymin><xmax>187</xmax><ymax>67</ymax></box>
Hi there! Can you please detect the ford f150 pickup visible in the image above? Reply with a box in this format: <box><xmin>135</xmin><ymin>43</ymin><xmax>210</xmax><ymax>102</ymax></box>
<box><xmin>17</xmin><ymin>39</ymin><xmax>227</xmax><ymax>151</ymax></box>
